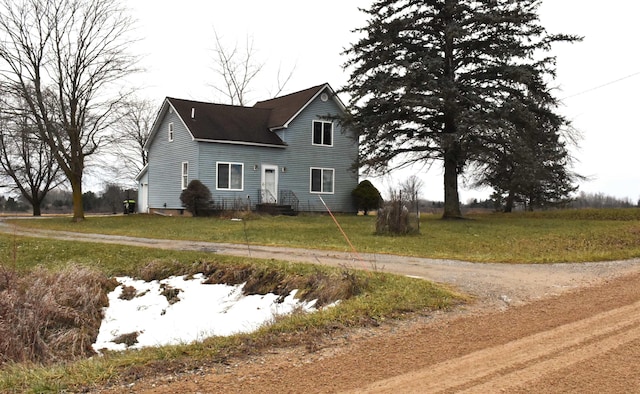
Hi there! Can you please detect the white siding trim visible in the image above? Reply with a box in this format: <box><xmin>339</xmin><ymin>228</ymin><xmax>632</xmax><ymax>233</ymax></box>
<box><xmin>216</xmin><ymin>161</ymin><xmax>244</xmax><ymax>191</ymax></box>
<box><xmin>309</xmin><ymin>167</ymin><xmax>335</xmax><ymax>194</ymax></box>
<box><xmin>145</xmin><ymin>99</ymin><xmax>198</xmax><ymax>150</ymax></box>
<box><xmin>181</xmin><ymin>161</ymin><xmax>189</xmax><ymax>190</ymax></box>
<box><xmin>311</xmin><ymin>120</ymin><xmax>334</xmax><ymax>147</ymax></box>
<box><xmin>135</xmin><ymin>164</ymin><xmax>148</xmax><ymax>181</ymax></box>
<box><xmin>194</xmin><ymin>138</ymin><xmax>286</xmax><ymax>148</ymax></box>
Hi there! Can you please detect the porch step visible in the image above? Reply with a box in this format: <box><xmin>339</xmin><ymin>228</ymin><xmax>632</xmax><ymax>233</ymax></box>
<box><xmin>256</xmin><ymin>203</ymin><xmax>297</xmax><ymax>216</ymax></box>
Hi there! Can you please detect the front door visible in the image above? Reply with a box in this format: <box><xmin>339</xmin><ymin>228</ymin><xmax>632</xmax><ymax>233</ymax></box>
<box><xmin>261</xmin><ymin>165</ymin><xmax>278</xmax><ymax>203</ymax></box>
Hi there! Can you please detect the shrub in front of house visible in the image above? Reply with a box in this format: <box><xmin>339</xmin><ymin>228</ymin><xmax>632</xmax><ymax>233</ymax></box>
<box><xmin>351</xmin><ymin>180</ymin><xmax>383</xmax><ymax>215</ymax></box>
<box><xmin>180</xmin><ymin>180</ymin><xmax>212</xmax><ymax>217</ymax></box>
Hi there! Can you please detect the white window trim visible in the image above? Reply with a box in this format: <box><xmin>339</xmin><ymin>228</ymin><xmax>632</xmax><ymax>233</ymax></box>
<box><xmin>310</xmin><ymin>167</ymin><xmax>335</xmax><ymax>194</ymax></box>
<box><xmin>311</xmin><ymin>120</ymin><xmax>333</xmax><ymax>147</ymax></box>
<box><xmin>181</xmin><ymin>161</ymin><xmax>188</xmax><ymax>190</ymax></box>
<box><xmin>216</xmin><ymin>161</ymin><xmax>244</xmax><ymax>191</ymax></box>
<box><xmin>168</xmin><ymin>122</ymin><xmax>174</xmax><ymax>142</ymax></box>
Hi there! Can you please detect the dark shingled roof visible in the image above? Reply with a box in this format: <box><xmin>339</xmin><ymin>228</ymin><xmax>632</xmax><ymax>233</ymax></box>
<box><xmin>167</xmin><ymin>98</ymin><xmax>286</xmax><ymax>146</ymax></box>
<box><xmin>253</xmin><ymin>84</ymin><xmax>327</xmax><ymax>129</ymax></box>
<box><xmin>163</xmin><ymin>84</ymin><xmax>331</xmax><ymax>146</ymax></box>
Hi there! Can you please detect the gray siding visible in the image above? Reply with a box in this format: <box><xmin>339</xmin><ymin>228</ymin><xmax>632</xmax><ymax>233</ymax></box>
<box><xmin>147</xmin><ymin>109</ymin><xmax>199</xmax><ymax>209</ymax></box>
<box><xmin>280</xmin><ymin>95</ymin><xmax>358</xmax><ymax>212</ymax></box>
<box><xmin>197</xmin><ymin>142</ymin><xmax>286</xmax><ymax>207</ymax></box>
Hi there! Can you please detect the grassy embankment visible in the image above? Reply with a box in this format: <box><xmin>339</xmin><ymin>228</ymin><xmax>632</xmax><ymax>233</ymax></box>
<box><xmin>0</xmin><ymin>214</ymin><xmax>464</xmax><ymax>393</ymax></box>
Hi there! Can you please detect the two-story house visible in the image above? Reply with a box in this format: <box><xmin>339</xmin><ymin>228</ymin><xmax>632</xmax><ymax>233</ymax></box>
<box><xmin>136</xmin><ymin>83</ymin><xmax>358</xmax><ymax>214</ymax></box>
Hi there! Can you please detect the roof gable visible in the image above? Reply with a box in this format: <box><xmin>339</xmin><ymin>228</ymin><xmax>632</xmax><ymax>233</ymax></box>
<box><xmin>253</xmin><ymin>83</ymin><xmax>346</xmax><ymax>130</ymax></box>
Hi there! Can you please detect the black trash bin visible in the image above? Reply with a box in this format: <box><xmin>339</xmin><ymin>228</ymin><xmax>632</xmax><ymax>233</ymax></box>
<box><xmin>123</xmin><ymin>199</ymin><xmax>136</xmax><ymax>214</ymax></box>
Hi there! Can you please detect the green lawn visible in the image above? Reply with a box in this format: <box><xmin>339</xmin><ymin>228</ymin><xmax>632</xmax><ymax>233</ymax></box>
<box><xmin>8</xmin><ymin>208</ymin><xmax>640</xmax><ymax>263</ymax></box>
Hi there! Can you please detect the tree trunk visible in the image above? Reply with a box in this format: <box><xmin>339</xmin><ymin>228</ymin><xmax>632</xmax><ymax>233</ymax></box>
<box><xmin>443</xmin><ymin>145</ymin><xmax>462</xmax><ymax>219</ymax></box>
<box><xmin>504</xmin><ymin>191</ymin><xmax>514</xmax><ymax>213</ymax></box>
<box><xmin>441</xmin><ymin>4</ymin><xmax>462</xmax><ymax>220</ymax></box>
<box><xmin>70</xmin><ymin>174</ymin><xmax>85</xmax><ymax>222</ymax></box>
<box><xmin>32</xmin><ymin>203</ymin><xmax>41</xmax><ymax>217</ymax></box>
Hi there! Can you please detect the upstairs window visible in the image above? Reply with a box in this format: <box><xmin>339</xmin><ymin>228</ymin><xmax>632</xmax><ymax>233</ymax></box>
<box><xmin>217</xmin><ymin>162</ymin><xmax>244</xmax><ymax>190</ymax></box>
<box><xmin>312</xmin><ymin>120</ymin><xmax>333</xmax><ymax>146</ymax></box>
<box><xmin>168</xmin><ymin>122</ymin><xmax>174</xmax><ymax>142</ymax></box>
<box><xmin>181</xmin><ymin>161</ymin><xmax>188</xmax><ymax>190</ymax></box>
<box><xmin>310</xmin><ymin>167</ymin><xmax>334</xmax><ymax>194</ymax></box>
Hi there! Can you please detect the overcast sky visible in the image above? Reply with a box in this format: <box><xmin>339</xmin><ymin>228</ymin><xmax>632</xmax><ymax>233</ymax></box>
<box><xmin>128</xmin><ymin>1</ymin><xmax>640</xmax><ymax>203</ymax></box>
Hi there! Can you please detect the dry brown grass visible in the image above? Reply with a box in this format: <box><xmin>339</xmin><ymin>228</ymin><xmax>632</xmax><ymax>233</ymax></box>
<box><xmin>0</xmin><ymin>265</ymin><xmax>115</xmax><ymax>365</ymax></box>
<box><xmin>118</xmin><ymin>285</ymin><xmax>138</xmax><ymax>300</ymax></box>
<box><xmin>0</xmin><ymin>260</ymin><xmax>365</xmax><ymax>369</ymax></box>
<box><xmin>160</xmin><ymin>284</ymin><xmax>181</xmax><ymax>304</ymax></box>
<box><xmin>292</xmin><ymin>268</ymin><xmax>365</xmax><ymax>307</ymax></box>
<box><xmin>136</xmin><ymin>259</ymin><xmax>186</xmax><ymax>282</ymax></box>
<box><xmin>194</xmin><ymin>261</ymin><xmax>365</xmax><ymax>308</ymax></box>
<box><xmin>376</xmin><ymin>201</ymin><xmax>419</xmax><ymax>235</ymax></box>
<box><xmin>112</xmin><ymin>331</ymin><xmax>140</xmax><ymax>347</ymax></box>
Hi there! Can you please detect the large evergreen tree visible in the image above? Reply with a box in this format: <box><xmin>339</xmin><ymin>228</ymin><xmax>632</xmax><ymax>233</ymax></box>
<box><xmin>341</xmin><ymin>0</ymin><xmax>580</xmax><ymax>218</ymax></box>
<box><xmin>473</xmin><ymin>99</ymin><xmax>583</xmax><ymax>212</ymax></box>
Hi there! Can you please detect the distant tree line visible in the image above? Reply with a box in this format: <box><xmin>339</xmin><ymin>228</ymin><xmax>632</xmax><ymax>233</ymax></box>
<box><xmin>464</xmin><ymin>192</ymin><xmax>639</xmax><ymax>211</ymax></box>
<box><xmin>403</xmin><ymin>193</ymin><xmax>639</xmax><ymax>213</ymax></box>
<box><xmin>568</xmin><ymin>192</ymin><xmax>638</xmax><ymax>209</ymax></box>
<box><xmin>1</xmin><ymin>184</ymin><xmax>136</xmax><ymax>214</ymax></box>
<box><xmin>80</xmin><ymin>185</ymin><xmax>138</xmax><ymax>214</ymax></box>
<box><xmin>0</xmin><ymin>195</ymin><xmax>29</xmax><ymax>212</ymax></box>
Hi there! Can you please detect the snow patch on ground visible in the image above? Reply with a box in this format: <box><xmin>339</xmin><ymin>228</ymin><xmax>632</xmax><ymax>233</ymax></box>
<box><xmin>93</xmin><ymin>274</ymin><xmax>317</xmax><ymax>352</ymax></box>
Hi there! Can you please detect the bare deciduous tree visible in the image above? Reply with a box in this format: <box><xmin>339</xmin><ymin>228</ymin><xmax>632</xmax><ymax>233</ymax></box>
<box><xmin>400</xmin><ymin>175</ymin><xmax>424</xmax><ymax>212</ymax></box>
<box><xmin>211</xmin><ymin>30</ymin><xmax>262</xmax><ymax>106</ymax></box>
<box><xmin>0</xmin><ymin>0</ymin><xmax>138</xmax><ymax>221</ymax></box>
<box><xmin>211</xmin><ymin>30</ymin><xmax>294</xmax><ymax>105</ymax></box>
<box><xmin>111</xmin><ymin>97</ymin><xmax>157</xmax><ymax>183</ymax></box>
<box><xmin>0</xmin><ymin>96</ymin><xmax>64</xmax><ymax>216</ymax></box>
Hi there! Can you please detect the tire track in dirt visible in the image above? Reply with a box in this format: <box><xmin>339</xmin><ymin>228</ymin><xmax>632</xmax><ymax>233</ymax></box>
<box><xmin>352</xmin><ymin>300</ymin><xmax>640</xmax><ymax>393</ymax></box>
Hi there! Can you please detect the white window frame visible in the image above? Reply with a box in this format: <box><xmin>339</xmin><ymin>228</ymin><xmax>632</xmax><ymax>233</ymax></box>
<box><xmin>216</xmin><ymin>162</ymin><xmax>244</xmax><ymax>191</ymax></box>
<box><xmin>168</xmin><ymin>122</ymin><xmax>174</xmax><ymax>142</ymax></box>
<box><xmin>181</xmin><ymin>161</ymin><xmax>188</xmax><ymax>190</ymax></box>
<box><xmin>310</xmin><ymin>167</ymin><xmax>334</xmax><ymax>194</ymax></box>
<box><xmin>312</xmin><ymin>120</ymin><xmax>333</xmax><ymax>147</ymax></box>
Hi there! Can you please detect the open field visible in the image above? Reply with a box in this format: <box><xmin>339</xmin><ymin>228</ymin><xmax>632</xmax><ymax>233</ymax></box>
<box><xmin>7</xmin><ymin>208</ymin><xmax>640</xmax><ymax>263</ymax></box>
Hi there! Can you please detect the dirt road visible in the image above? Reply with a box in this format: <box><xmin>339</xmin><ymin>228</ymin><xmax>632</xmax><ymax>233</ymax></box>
<box><xmin>134</xmin><ymin>271</ymin><xmax>640</xmax><ymax>393</ymax></box>
<box><xmin>2</xmin><ymin>220</ymin><xmax>640</xmax><ymax>392</ymax></box>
